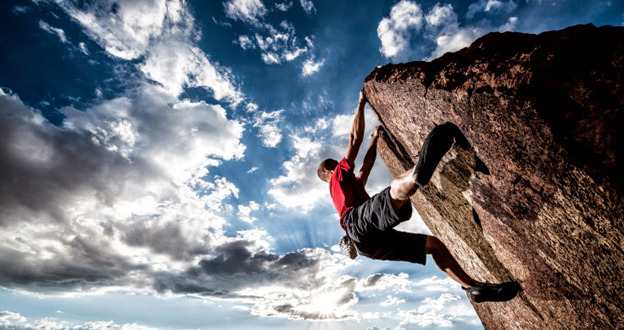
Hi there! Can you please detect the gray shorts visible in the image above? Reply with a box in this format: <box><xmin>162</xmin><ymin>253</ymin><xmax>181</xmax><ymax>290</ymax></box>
<box><xmin>342</xmin><ymin>187</ymin><xmax>427</xmax><ymax>265</ymax></box>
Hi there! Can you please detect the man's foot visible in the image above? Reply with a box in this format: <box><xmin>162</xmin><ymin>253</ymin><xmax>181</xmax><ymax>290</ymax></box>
<box><xmin>462</xmin><ymin>282</ymin><xmax>520</xmax><ymax>303</ymax></box>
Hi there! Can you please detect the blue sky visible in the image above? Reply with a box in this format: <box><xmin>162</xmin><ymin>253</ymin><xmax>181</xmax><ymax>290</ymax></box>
<box><xmin>0</xmin><ymin>0</ymin><xmax>622</xmax><ymax>329</ymax></box>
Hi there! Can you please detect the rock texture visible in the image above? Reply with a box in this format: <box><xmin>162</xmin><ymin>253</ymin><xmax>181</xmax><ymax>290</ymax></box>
<box><xmin>364</xmin><ymin>24</ymin><xmax>623</xmax><ymax>329</ymax></box>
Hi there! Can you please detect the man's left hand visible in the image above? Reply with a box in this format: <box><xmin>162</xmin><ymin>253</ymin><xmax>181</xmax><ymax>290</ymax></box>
<box><xmin>372</xmin><ymin>125</ymin><xmax>384</xmax><ymax>140</ymax></box>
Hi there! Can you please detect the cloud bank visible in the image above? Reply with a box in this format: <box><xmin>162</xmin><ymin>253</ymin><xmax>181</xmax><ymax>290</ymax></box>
<box><xmin>377</xmin><ymin>0</ymin><xmax>520</xmax><ymax>61</ymax></box>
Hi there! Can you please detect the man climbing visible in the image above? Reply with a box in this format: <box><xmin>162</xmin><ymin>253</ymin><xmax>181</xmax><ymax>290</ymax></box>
<box><xmin>317</xmin><ymin>90</ymin><xmax>519</xmax><ymax>303</ymax></box>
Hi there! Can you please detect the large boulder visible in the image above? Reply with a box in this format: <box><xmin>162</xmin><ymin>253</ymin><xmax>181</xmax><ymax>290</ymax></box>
<box><xmin>364</xmin><ymin>24</ymin><xmax>623</xmax><ymax>329</ymax></box>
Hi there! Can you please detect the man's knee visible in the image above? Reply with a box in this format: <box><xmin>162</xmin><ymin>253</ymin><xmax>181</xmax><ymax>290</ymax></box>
<box><xmin>390</xmin><ymin>178</ymin><xmax>414</xmax><ymax>200</ymax></box>
<box><xmin>389</xmin><ymin>180</ymin><xmax>404</xmax><ymax>198</ymax></box>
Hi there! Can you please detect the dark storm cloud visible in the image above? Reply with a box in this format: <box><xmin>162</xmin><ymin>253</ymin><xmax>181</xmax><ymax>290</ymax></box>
<box><xmin>0</xmin><ymin>93</ymin><xmax>153</xmax><ymax>290</ymax></box>
<box><xmin>0</xmin><ymin>94</ymin><xmax>134</xmax><ymax>227</ymax></box>
<box><xmin>152</xmin><ymin>243</ymin><xmax>326</xmax><ymax>296</ymax></box>
<box><xmin>147</xmin><ymin>245</ymin><xmax>358</xmax><ymax>321</ymax></box>
<box><xmin>361</xmin><ymin>273</ymin><xmax>385</xmax><ymax>287</ymax></box>
<box><xmin>0</xmin><ymin>91</ymin><xmax>156</xmax><ymax>288</ymax></box>
<box><xmin>0</xmin><ymin>235</ymin><xmax>139</xmax><ymax>288</ymax></box>
<box><xmin>198</xmin><ymin>240</ymin><xmax>280</xmax><ymax>276</ymax></box>
<box><xmin>0</xmin><ymin>90</ymin><xmax>236</xmax><ymax>289</ymax></box>
<box><xmin>121</xmin><ymin>220</ymin><xmax>211</xmax><ymax>261</ymax></box>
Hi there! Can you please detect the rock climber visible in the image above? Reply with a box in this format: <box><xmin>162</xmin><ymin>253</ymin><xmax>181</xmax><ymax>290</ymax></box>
<box><xmin>317</xmin><ymin>90</ymin><xmax>519</xmax><ymax>303</ymax></box>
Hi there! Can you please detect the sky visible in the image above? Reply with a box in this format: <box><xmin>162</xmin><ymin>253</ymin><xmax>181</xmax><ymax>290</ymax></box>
<box><xmin>0</xmin><ymin>0</ymin><xmax>622</xmax><ymax>329</ymax></box>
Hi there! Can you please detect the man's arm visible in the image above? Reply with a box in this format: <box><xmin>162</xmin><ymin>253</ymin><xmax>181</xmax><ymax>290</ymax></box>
<box><xmin>358</xmin><ymin>126</ymin><xmax>382</xmax><ymax>185</ymax></box>
<box><xmin>344</xmin><ymin>90</ymin><xmax>367</xmax><ymax>165</ymax></box>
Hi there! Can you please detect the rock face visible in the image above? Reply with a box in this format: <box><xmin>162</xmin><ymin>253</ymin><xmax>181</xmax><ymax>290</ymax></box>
<box><xmin>364</xmin><ymin>24</ymin><xmax>623</xmax><ymax>329</ymax></box>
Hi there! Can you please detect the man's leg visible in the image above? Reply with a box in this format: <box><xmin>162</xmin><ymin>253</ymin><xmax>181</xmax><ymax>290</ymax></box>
<box><xmin>425</xmin><ymin>235</ymin><xmax>480</xmax><ymax>288</ymax></box>
<box><xmin>414</xmin><ymin>123</ymin><xmax>468</xmax><ymax>186</ymax></box>
<box><xmin>389</xmin><ymin>123</ymin><xmax>466</xmax><ymax>211</ymax></box>
<box><xmin>425</xmin><ymin>235</ymin><xmax>520</xmax><ymax>303</ymax></box>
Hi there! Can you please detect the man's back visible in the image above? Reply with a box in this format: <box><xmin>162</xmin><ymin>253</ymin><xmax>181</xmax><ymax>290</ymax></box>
<box><xmin>329</xmin><ymin>158</ymin><xmax>370</xmax><ymax>221</ymax></box>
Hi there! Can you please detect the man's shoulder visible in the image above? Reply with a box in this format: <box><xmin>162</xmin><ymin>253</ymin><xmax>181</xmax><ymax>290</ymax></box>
<box><xmin>331</xmin><ymin>159</ymin><xmax>356</xmax><ymax>185</ymax></box>
<box><xmin>338</xmin><ymin>157</ymin><xmax>354</xmax><ymax>171</ymax></box>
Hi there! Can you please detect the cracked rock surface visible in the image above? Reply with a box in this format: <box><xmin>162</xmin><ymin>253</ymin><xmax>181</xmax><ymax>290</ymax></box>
<box><xmin>364</xmin><ymin>24</ymin><xmax>623</xmax><ymax>329</ymax></box>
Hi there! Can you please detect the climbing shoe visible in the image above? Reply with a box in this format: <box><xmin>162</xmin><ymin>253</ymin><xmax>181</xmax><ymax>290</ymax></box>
<box><xmin>463</xmin><ymin>282</ymin><xmax>520</xmax><ymax>303</ymax></box>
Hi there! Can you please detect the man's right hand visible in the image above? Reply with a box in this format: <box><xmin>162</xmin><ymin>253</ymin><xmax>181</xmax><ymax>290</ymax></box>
<box><xmin>359</xmin><ymin>90</ymin><xmax>367</xmax><ymax>105</ymax></box>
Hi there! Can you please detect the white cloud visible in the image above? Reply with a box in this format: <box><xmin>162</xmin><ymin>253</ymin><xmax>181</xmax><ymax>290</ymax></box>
<box><xmin>246</xmin><ymin>102</ymin><xmax>259</xmax><ymax>112</ymax></box>
<box><xmin>203</xmin><ymin>176</ymin><xmax>240</xmax><ymax>213</ymax></box>
<box><xmin>425</xmin><ymin>13</ymin><xmax>521</xmax><ymax>60</ymax></box>
<box><xmin>268</xmin><ymin>134</ymin><xmax>328</xmax><ymax>212</ymax></box>
<box><xmin>224</xmin><ymin>0</ymin><xmax>267</xmax><ymax>26</ymax></box>
<box><xmin>60</xmin><ymin>0</ymin><xmax>176</xmax><ymax>60</ymax></box>
<box><xmin>0</xmin><ymin>311</ymin><xmax>26</xmax><ymax>326</ymax></box>
<box><xmin>63</xmin><ymin>89</ymin><xmax>245</xmax><ymax>182</ymax></box>
<box><xmin>499</xmin><ymin>16</ymin><xmax>519</xmax><ymax>31</ymax></box>
<box><xmin>253</xmin><ymin>110</ymin><xmax>284</xmax><ymax>148</ymax></box>
<box><xmin>302</xmin><ymin>57</ymin><xmax>325</xmax><ymax>76</ymax></box>
<box><xmin>427</xmin><ymin>27</ymin><xmax>483</xmax><ymax>60</ymax></box>
<box><xmin>415</xmin><ymin>276</ymin><xmax>458</xmax><ymax>292</ymax></box>
<box><xmin>58</xmin><ymin>0</ymin><xmax>242</xmax><ymax>102</ymax></box>
<box><xmin>299</xmin><ymin>0</ymin><xmax>316</xmax><ymax>14</ymax></box>
<box><xmin>398</xmin><ymin>293</ymin><xmax>476</xmax><ymax>328</ymax></box>
<box><xmin>357</xmin><ymin>272</ymin><xmax>414</xmax><ymax>292</ymax></box>
<box><xmin>0</xmin><ymin>312</ymin><xmax>156</xmax><ymax>330</ymax></box>
<box><xmin>238</xmin><ymin>201</ymin><xmax>261</xmax><ymax>223</ymax></box>
<box><xmin>380</xmin><ymin>295</ymin><xmax>406</xmax><ymax>307</ymax></box>
<box><xmin>247</xmin><ymin>166</ymin><xmax>259</xmax><ymax>173</ymax></box>
<box><xmin>425</xmin><ymin>3</ymin><xmax>456</xmax><ymax>27</ymax></box>
<box><xmin>39</xmin><ymin>20</ymin><xmax>68</xmax><ymax>43</ymax></box>
<box><xmin>331</xmin><ymin>114</ymin><xmax>353</xmax><ymax>137</ymax></box>
<box><xmin>467</xmin><ymin>0</ymin><xmax>518</xmax><ymax>19</ymax></box>
<box><xmin>78</xmin><ymin>42</ymin><xmax>89</xmax><ymax>55</ymax></box>
<box><xmin>275</xmin><ymin>1</ymin><xmax>293</xmax><ymax>11</ymax></box>
<box><xmin>248</xmin><ymin>24</ymin><xmax>309</xmax><ymax>65</ymax></box>
<box><xmin>284</xmin><ymin>46</ymin><xmax>307</xmax><ymax>61</ymax></box>
<box><xmin>262</xmin><ymin>52</ymin><xmax>281</xmax><ymax>64</ymax></box>
<box><xmin>140</xmin><ymin>42</ymin><xmax>242</xmax><ymax>101</ymax></box>
<box><xmin>11</xmin><ymin>6</ymin><xmax>30</xmax><ymax>14</ymax></box>
<box><xmin>227</xmin><ymin>3</ymin><xmax>314</xmax><ymax>66</ymax></box>
<box><xmin>377</xmin><ymin>0</ymin><xmax>423</xmax><ymax>58</ymax></box>
<box><xmin>238</xmin><ymin>35</ymin><xmax>255</xmax><ymax>49</ymax></box>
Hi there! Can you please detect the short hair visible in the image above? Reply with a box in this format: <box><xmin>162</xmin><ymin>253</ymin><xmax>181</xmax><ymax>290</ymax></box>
<box><xmin>317</xmin><ymin>158</ymin><xmax>337</xmax><ymax>181</ymax></box>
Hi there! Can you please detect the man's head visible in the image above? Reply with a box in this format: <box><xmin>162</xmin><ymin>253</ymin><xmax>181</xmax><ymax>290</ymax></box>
<box><xmin>317</xmin><ymin>158</ymin><xmax>338</xmax><ymax>183</ymax></box>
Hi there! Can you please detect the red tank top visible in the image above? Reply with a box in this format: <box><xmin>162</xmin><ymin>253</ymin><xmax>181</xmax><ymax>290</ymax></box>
<box><xmin>329</xmin><ymin>158</ymin><xmax>370</xmax><ymax>225</ymax></box>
